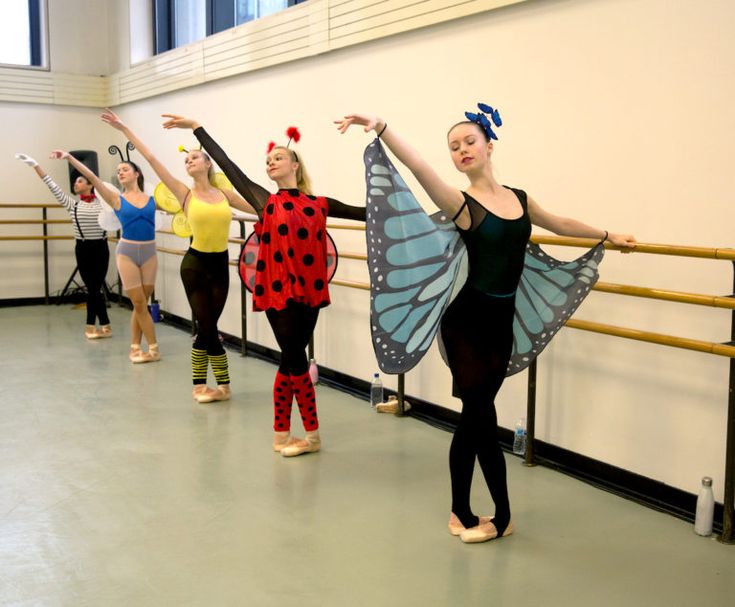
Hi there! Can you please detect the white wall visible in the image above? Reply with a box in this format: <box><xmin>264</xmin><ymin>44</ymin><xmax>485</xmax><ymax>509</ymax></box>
<box><xmin>1</xmin><ymin>0</ymin><xmax>733</xmax><ymax>501</ymax></box>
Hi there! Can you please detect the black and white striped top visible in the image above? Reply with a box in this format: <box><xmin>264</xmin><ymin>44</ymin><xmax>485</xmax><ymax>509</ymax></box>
<box><xmin>42</xmin><ymin>175</ymin><xmax>106</xmax><ymax>241</ymax></box>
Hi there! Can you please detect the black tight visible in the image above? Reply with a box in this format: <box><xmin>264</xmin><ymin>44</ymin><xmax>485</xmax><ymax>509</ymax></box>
<box><xmin>265</xmin><ymin>302</ymin><xmax>319</xmax><ymax>376</ymax></box>
<box><xmin>180</xmin><ymin>249</ymin><xmax>229</xmax><ymax>354</ymax></box>
<box><xmin>440</xmin><ymin>285</ymin><xmax>515</xmax><ymax>535</ymax></box>
<box><xmin>76</xmin><ymin>239</ymin><xmax>110</xmax><ymax>326</ymax></box>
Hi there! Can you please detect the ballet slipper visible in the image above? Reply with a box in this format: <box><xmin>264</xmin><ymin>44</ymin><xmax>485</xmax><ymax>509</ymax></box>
<box><xmin>273</xmin><ymin>431</ymin><xmax>299</xmax><ymax>452</ymax></box>
<box><xmin>376</xmin><ymin>396</ymin><xmax>412</xmax><ymax>414</ymax></box>
<box><xmin>280</xmin><ymin>430</ymin><xmax>321</xmax><ymax>457</ymax></box>
<box><xmin>448</xmin><ymin>513</ymin><xmax>493</xmax><ymax>536</ymax></box>
<box><xmin>131</xmin><ymin>344</ymin><xmax>161</xmax><ymax>364</ymax></box>
<box><xmin>85</xmin><ymin>325</ymin><xmax>99</xmax><ymax>339</ymax></box>
<box><xmin>192</xmin><ymin>385</ymin><xmax>218</xmax><ymax>402</ymax></box>
<box><xmin>459</xmin><ymin>520</ymin><xmax>514</xmax><ymax>544</ymax></box>
<box><xmin>97</xmin><ymin>325</ymin><xmax>113</xmax><ymax>338</ymax></box>
<box><xmin>129</xmin><ymin>344</ymin><xmax>142</xmax><ymax>362</ymax></box>
<box><xmin>198</xmin><ymin>384</ymin><xmax>231</xmax><ymax>404</ymax></box>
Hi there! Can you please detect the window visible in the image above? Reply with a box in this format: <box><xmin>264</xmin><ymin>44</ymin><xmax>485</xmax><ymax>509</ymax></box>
<box><xmin>154</xmin><ymin>0</ymin><xmax>306</xmax><ymax>55</ymax></box>
<box><xmin>0</xmin><ymin>0</ymin><xmax>44</xmax><ymax>67</ymax></box>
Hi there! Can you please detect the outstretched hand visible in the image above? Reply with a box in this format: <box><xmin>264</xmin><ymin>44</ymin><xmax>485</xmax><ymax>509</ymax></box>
<box><xmin>335</xmin><ymin>114</ymin><xmax>383</xmax><ymax>135</ymax></box>
<box><xmin>607</xmin><ymin>232</ymin><xmax>637</xmax><ymax>252</ymax></box>
<box><xmin>15</xmin><ymin>153</ymin><xmax>38</xmax><ymax>167</ymax></box>
<box><xmin>101</xmin><ymin>108</ymin><xmax>126</xmax><ymax>131</ymax></box>
<box><xmin>49</xmin><ymin>149</ymin><xmax>70</xmax><ymax>160</ymax></box>
<box><xmin>162</xmin><ymin>114</ymin><xmax>200</xmax><ymax>130</ymax></box>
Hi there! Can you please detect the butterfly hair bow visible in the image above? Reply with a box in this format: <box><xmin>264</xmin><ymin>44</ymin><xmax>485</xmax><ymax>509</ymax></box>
<box><xmin>464</xmin><ymin>102</ymin><xmax>502</xmax><ymax>141</ymax></box>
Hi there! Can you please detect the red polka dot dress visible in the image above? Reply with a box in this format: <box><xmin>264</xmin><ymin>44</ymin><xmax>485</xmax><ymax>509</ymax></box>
<box><xmin>253</xmin><ymin>189</ymin><xmax>331</xmax><ymax>312</ymax></box>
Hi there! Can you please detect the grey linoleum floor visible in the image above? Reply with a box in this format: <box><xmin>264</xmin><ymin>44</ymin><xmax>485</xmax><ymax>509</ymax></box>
<box><xmin>1</xmin><ymin>305</ymin><xmax>733</xmax><ymax>607</ymax></box>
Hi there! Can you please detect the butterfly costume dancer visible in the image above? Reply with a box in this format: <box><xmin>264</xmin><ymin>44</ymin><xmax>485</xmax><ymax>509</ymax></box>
<box><xmin>340</xmin><ymin>104</ymin><xmax>634</xmax><ymax>543</ymax></box>
<box><xmin>189</xmin><ymin>124</ymin><xmax>366</xmax><ymax>456</ymax></box>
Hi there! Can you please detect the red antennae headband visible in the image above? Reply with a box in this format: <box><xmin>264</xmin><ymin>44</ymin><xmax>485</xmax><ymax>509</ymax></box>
<box><xmin>265</xmin><ymin>126</ymin><xmax>301</xmax><ymax>154</ymax></box>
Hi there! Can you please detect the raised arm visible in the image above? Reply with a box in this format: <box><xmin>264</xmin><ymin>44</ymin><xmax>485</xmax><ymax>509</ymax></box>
<box><xmin>101</xmin><ymin>108</ymin><xmax>189</xmax><ymax>206</ymax></box>
<box><xmin>49</xmin><ymin>150</ymin><xmax>120</xmax><ymax>210</ymax></box>
<box><xmin>527</xmin><ymin>195</ymin><xmax>637</xmax><ymax>250</ymax></box>
<box><xmin>16</xmin><ymin>153</ymin><xmax>76</xmax><ymax>210</ymax></box>
<box><xmin>336</xmin><ymin>114</ymin><xmax>464</xmax><ymax>216</ymax></box>
<box><xmin>162</xmin><ymin>115</ymin><xmax>270</xmax><ymax>215</ymax></box>
<box><xmin>221</xmin><ymin>188</ymin><xmax>257</xmax><ymax>216</ymax></box>
<box><xmin>325</xmin><ymin>197</ymin><xmax>366</xmax><ymax>222</ymax></box>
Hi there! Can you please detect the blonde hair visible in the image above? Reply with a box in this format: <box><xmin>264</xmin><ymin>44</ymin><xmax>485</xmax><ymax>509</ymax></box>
<box><xmin>274</xmin><ymin>146</ymin><xmax>312</xmax><ymax>195</ymax></box>
<box><xmin>185</xmin><ymin>149</ymin><xmax>218</xmax><ymax>187</ymax></box>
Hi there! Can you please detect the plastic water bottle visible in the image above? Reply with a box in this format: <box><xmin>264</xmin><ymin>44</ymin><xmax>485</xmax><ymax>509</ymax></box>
<box><xmin>370</xmin><ymin>373</ymin><xmax>383</xmax><ymax>408</ymax></box>
<box><xmin>308</xmin><ymin>359</ymin><xmax>319</xmax><ymax>385</ymax></box>
<box><xmin>694</xmin><ymin>476</ymin><xmax>715</xmax><ymax>536</ymax></box>
<box><xmin>512</xmin><ymin>418</ymin><xmax>527</xmax><ymax>456</ymax></box>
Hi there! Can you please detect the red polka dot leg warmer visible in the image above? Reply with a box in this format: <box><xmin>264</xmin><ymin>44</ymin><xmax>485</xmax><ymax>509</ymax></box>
<box><xmin>273</xmin><ymin>370</ymin><xmax>294</xmax><ymax>431</ymax></box>
<box><xmin>291</xmin><ymin>371</ymin><xmax>319</xmax><ymax>431</ymax></box>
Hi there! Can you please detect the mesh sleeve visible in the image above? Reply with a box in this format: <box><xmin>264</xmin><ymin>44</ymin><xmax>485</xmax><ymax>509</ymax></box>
<box><xmin>193</xmin><ymin>127</ymin><xmax>269</xmax><ymax>215</ymax></box>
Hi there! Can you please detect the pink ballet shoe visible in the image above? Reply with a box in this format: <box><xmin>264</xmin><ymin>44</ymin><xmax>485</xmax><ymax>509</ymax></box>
<box><xmin>280</xmin><ymin>430</ymin><xmax>321</xmax><ymax>457</ymax></box>
<box><xmin>459</xmin><ymin>520</ymin><xmax>514</xmax><ymax>544</ymax></box>
<box><xmin>85</xmin><ymin>325</ymin><xmax>100</xmax><ymax>339</ymax></box>
<box><xmin>448</xmin><ymin>513</ymin><xmax>493</xmax><ymax>536</ymax></box>
<box><xmin>131</xmin><ymin>344</ymin><xmax>161</xmax><ymax>364</ymax></box>
<box><xmin>197</xmin><ymin>384</ymin><xmax>231</xmax><ymax>404</ymax></box>
<box><xmin>273</xmin><ymin>431</ymin><xmax>299</xmax><ymax>452</ymax></box>
<box><xmin>97</xmin><ymin>325</ymin><xmax>113</xmax><ymax>338</ymax></box>
<box><xmin>129</xmin><ymin>345</ymin><xmax>142</xmax><ymax>362</ymax></box>
<box><xmin>193</xmin><ymin>385</ymin><xmax>218</xmax><ymax>402</ymax></box>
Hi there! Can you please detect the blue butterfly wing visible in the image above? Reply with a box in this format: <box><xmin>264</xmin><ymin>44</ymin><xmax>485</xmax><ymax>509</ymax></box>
<box><xmin>364</xmin><ymin>139</ymin><xmax>467</xmax><ymax>374</ymax></box>
<box><xmin>506</xmin><ymin>242</ymin><xmax>604</xmax><ymax>376</ymax></box>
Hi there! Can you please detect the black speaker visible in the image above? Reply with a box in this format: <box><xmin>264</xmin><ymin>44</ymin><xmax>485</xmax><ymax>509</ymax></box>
<box><xmin>68</xmin><ymin>150</ymin><xmax>99</xmax><ymax>190</ymax></box>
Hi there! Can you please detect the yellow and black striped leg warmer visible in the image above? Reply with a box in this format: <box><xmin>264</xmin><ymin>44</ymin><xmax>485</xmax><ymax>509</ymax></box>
<box><xmin>192</xmin><ymin>348</ymin><xmax>208</xmax><ymax>385</ymax></box>
<box><xmin>209</xmin><ymin>352</ymin><xmax>230</xmax><ymax>385</ymax></box>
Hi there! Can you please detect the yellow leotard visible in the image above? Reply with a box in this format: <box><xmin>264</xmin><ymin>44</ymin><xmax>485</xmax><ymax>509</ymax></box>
<box><xmin>187</xmin><ymin>195</ymin><xmax>232</xmax><ymax>253</ymax></box>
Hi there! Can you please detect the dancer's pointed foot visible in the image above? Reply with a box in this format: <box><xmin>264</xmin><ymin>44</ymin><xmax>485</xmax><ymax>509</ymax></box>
<box><xmin>448</xmin><ymin>513</ymin><xmax>493</xmax><ymax>536</ymax></box>
<box><xmin>273</xmin><ymin>431</ymin><xmax>299</xmax><ymax>452</ymax></box>
<box><xmin>459</xmin><ymin>520</ymin><xmax>514</xmax><ymax>544</ymax></box>
<box><xmin>280</xmin><ymin>430</ymin><xmax>321</xmax><ymax>457</ymax></box>
<box><xmin>197</xmin><ymin>384</ymin><xmax>230</xmax><ymax>403</ymax></box>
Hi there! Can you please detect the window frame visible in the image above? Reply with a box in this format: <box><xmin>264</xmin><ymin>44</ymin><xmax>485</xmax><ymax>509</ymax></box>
<box><xmin>0</xmin><ymin>0</ymin><xmax>48</xmax><ymax>70</ymax></box>
<box><xmin>153</xmin><ymin>0</ymin><xmax>306</xmax><ymax>56</ymax></box>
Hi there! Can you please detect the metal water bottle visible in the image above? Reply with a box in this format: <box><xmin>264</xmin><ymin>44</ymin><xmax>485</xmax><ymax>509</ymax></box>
<box><xmin>694</xmin><ymin>476</ymin><xmax>715</xmax><ymax>536</ymax></box>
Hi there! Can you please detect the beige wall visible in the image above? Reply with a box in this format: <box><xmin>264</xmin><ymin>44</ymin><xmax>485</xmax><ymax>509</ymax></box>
<box><xmin>1</xmin><ymin>0</ymin><xmax>733</xmax><ymax>501</ymax></box>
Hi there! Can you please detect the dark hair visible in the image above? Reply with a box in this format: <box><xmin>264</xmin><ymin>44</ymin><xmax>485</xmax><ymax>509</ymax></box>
<box><xmin>447</xmin><ymin>120</ymin><xmax>490</xmax><ymax>142</ymax></box>
<box><xmin>76</xmin><ymin>174</ymin><xmax>95</xmax><ymax>195</ymax></box>
<box><xmin>121</xmin><ymin>161</ymin><xmax>145</xmax><ymax>191</ymax></box>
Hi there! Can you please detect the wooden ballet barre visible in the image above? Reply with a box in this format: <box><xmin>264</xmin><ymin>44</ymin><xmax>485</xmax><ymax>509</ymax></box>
<box><xmin>0</xmin><ymin>203</ymin><xmax>59</xmax><ymax>209</ymax></box>
<box><xmin>532</xmin><ymin>235</ymin><xmax>735</xmax><ymax>261</ymax></box>
<box><xmin>330</xmin><ymin>278</ymin><xmax>370</xmax><ymax>291</ymax></box>
<box><xmin>0</xmin><ymin>235</ymin><xmax>74</xmax><ymax>241</ymax></box>
<box><xmin>0</xmin><ymin>219</ymin><xmax>71</xmax><ymax>225</ymax></box>
<box><xmin>593</xmin><ymin>281</ymin><xmax>735</xmax><ymax>310</ymax></box>
<box><xmin>565</xmin><ymin>319</ymin><xmax>735</xmax><ymax>358</ymax></box>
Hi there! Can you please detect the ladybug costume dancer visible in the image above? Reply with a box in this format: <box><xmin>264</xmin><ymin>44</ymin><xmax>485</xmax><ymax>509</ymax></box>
<box><xmin>163</xmin><ymin>116</ymin><xmax>366</xmax><ymax>456</ymax></box>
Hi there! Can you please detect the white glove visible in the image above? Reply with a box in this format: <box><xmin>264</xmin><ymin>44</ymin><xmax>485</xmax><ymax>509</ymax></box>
<box><xmin>15</xmin><ymin>153</ymin><xmax>38</xmax><ymax>167</ymax></box>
